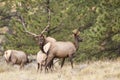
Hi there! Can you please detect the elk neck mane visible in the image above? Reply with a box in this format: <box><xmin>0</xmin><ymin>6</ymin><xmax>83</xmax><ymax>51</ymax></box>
<box><xmin>73</xmin><ymin>35</ymin><xmax>79</xmax><ymax>51</ymax></box>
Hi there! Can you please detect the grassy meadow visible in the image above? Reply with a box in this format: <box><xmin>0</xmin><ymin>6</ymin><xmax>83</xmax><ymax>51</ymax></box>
<box><xmin>0</xmin><ymin>58</ymin><xmax>120</xmax><ymax>80</ymax></box>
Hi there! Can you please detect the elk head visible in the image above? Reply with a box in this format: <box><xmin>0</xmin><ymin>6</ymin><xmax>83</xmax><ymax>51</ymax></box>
<box><xmin>37</xmin><ymin>34</ymin><xmax>46</xmax><ymax>50</ymax></box>
<box><xmin>72</xmin><ymin>28</ymin><xmax>83</xmax><ymax>42</ymax></box>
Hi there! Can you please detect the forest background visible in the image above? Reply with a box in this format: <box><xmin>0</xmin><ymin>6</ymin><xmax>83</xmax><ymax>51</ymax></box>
<box><xmin>0</xmin><ymin>0</ymin><xmax>120</xmax><ymax>62</ymax></box>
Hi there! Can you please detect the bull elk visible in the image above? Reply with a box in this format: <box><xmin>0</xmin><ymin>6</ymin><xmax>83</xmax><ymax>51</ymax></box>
<box><xmin>19</xmin><ymin>15</ymin><xmax>56</xmax><ymax>50</ymax></box>
<box><xmin>19</xmin><ymin>15</ymin><xmax>56</xmax><ymax>70</ymax></box>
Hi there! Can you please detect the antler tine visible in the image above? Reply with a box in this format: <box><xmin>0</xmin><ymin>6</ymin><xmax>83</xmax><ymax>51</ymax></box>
<box><xmin>40</xmin><ymin>24</ymin><xmax>50</xmax><ymax>34</ymax></box>
<box><xmin>19</xmin><ymin>15</ymin><xmax>38</xmax><ymax>37</ymax></box>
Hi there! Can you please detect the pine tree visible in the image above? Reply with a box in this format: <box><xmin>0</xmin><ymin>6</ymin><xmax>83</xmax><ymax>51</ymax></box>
<box><xmin>1</xmin><ymin>0</ymin><xmax>120</xmax><ymax>61</ymax></box>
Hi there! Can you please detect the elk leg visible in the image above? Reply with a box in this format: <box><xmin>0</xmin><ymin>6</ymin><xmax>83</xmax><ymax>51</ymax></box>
<box><xmin>61</xmin><ymin>58</ymin><xmax>65</xmax><ymax>68</ymax></box>
<box><xmin>40</xmin><ymin>64</ymin><xmax>43</xmax><ymax>73</ymax></box>
<box><xmin>49</xmin><ymin>59</ymin><xmax>54</xmax><ymax>71</ymax></box>
<box><xmin>45</xmin><ymin>56</ymin><xmax>54</xmax><ymax>72</ymax></box>
<box><xmin>69</xmin><ymin>55</ymin><xmax>73</xmax><ymax>68</ymax></box>
<box><xmin>37</xmin><ymin>63</ymin><xmax>40</xmax><ymax>72</ymax></box>
<box><xmin>20</xmin><ymin>62</ymin><xmax>24</xmax><ymax>69</ymax></box>
<box><xmin>47</xmin><ymin>58</ymin><xmax>53</xmax><ymax>71</ymax></box>
<box><xmin>20</xmin><ymin>63</ymin><xmax>23</xmax><ymax>69</ymax></box>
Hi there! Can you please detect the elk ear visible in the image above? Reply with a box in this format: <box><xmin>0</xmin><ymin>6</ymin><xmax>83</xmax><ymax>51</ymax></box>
<box><xmin>43</xmin><ymin>42</ymin><xmax>51</xmax><ymax>53</ymax></box>
<box><xmin>72</xmin><ymin>29</ymin><xmax>80</xmax><ymax>35</ymax></box>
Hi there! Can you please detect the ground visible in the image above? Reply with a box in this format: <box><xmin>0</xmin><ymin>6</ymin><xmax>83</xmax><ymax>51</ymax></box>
<box><xmin>0</xmin><ymin>56</ymin><xmax>120</xmax><ymax>80</ymax></box>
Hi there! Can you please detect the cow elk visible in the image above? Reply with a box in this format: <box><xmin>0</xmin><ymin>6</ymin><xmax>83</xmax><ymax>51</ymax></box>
<box><xmin>4</xmin><ymin>50</ymin><xmax>29</xmax><ymax>69</ymax></box>
<box><xmin>36</xmin><ymin>50</ymin><xmax>47</xmax><ymax>72</ymax></box>
<box><xmin>44</xmin><ymin>28</ymin><xmax>83</xmax><ymax>70</ymax></box>
<box><xmin>36</xmin><ymin>42</ymin><xmax>52</xmax><ymax>72</ymax></box>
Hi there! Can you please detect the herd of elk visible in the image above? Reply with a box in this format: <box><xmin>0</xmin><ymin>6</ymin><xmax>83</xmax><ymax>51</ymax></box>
<box><xmin>21</xmin><ymin>24</ymin><xmax>82</xmax><ymax>71</ymax></box>
<box><xmin>3</xmin><ymin>16</ymin><xmax>83</xmax><ymax>72</ymax></box>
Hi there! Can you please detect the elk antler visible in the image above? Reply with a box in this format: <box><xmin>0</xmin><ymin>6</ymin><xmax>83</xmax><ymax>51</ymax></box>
<box><xmin>40</xmin><ymin>24</ymin><xmax>50</xmax><ymax>35</ymax></box>
<box><xmin>19</xmin><ymin>14</ymin><xmax>50</xmax><ymax>37</ymax></box>
<box><xmin>19</xmin><ymin>15</ymin><xmax>38</xmax><ymax>37</ymax></box>
<box><xmin>40</xmin><ymin>0</ymin><xmax>51</xmax><ymax>35</ymax></box>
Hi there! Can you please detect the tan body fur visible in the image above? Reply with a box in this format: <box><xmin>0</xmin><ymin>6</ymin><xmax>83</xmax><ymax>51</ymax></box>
<box><xmin>44</xmin><ymin>33</ymin><xmax>82</xmax><ymax>69</ymax></box>
<box><xmin>4</xmin><ymin>50</ymin><xmax>28</xmax><ymax>69</ymax></box>
<box><xmin>46</xmin><ymin>37</ymin><xmax>56</xmax><ymax>43</ymax></box>
<box><xmin>36</xmin><ymin>50</ymin><xmax>47</xmax><ymax>72</ymax></box>
<box><xmin>38</xmin><ymin>36</ymin><xmax>57</xmax><ymax>71</ymax></box>
<box><xmin>49</xmin><ymin>42</ymin><xmax>76</xmax><ymax>58</ymax></box>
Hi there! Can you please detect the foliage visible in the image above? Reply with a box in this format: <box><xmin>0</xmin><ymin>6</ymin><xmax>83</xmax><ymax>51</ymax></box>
<box><xmin>0</xmin><ymin>0</ymin><xmax>120</xmax><ymax>61</ymax></box>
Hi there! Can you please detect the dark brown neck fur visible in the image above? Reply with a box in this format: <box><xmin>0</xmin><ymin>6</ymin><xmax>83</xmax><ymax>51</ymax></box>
<box><xmin>73</xmin><ymin>35</ymin><xmax>79</xmax><ymax>51</ymax></box>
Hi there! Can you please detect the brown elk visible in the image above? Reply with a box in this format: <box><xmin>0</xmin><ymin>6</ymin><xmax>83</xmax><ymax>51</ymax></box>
<box><xmin>36</xmin><ymin>42</ymin><xmax>52</xmax><ymax>72</ymax></box>
<box><xmin>44</xmin><ymin>29</ymin><xmax>83</xmax><ymax>70</ymax></box>
<box><xmin>19</xmin><ymin>15</ymin><xmax>56</xmax><ymax>70</ymax></box>
<box><xmin>36</xmin><ymin>50</ymin><xmax>47</xmax><ymax>72</ymax></box>
<box><xmin>4</xmin><ymin>50</ymin><xmax>29</xmax><ymax>69</ymax></box>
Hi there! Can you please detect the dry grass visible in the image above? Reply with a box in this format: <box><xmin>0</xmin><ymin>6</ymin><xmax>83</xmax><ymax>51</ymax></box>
<box><xmin>0</xmin><ymin>60</ymin><xmax>120</xmax><ymax>80</ymax></box>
